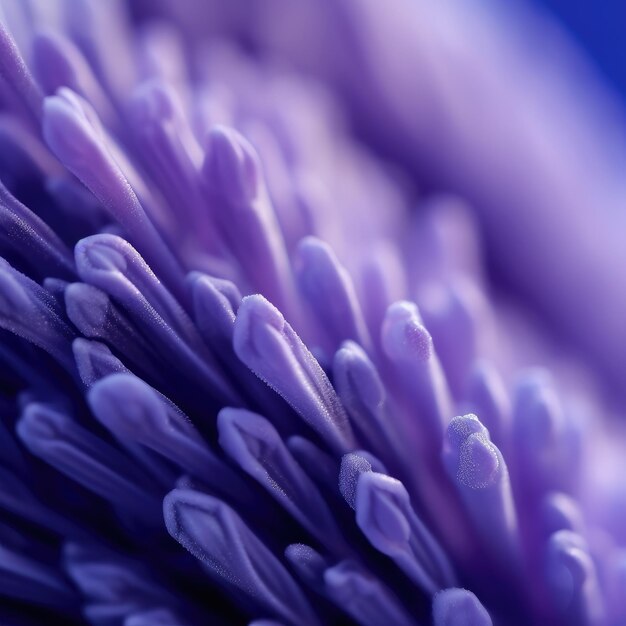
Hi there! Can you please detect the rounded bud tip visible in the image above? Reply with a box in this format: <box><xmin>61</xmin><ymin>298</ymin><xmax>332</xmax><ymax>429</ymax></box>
<box><xmin>457</xmin><ymin>433</ymin><xmax>500</xmax><ymax>490</ymax></box>
<box><xmin>433</xmin><ymin>588</ymin><xmax>492</xmax><ymax>626</ymax></box>
<box><xmin>203</xmin><ymin>125</ymin><xmax>260</xmax><ymax>206</ymax></box>
<box><xmin>381</xmin><ymin>301</ymin><xmax>432</xmax><ymax>363</ymax></box>
<box><xmin>355</xmin><ymin>472</ymin><xmax>411</xmax><ymax>554</ymax></box>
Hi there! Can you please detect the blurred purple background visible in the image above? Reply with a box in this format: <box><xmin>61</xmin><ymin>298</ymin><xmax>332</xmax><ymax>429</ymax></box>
<box><xmin>128</xmin><ymin>0</ymin><xmax>626</xmax><ymax>408</ymax></box>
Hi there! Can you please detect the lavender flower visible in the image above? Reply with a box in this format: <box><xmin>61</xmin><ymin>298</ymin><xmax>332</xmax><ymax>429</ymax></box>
<box><xmin>0</xmin><ymin>1</ymin><xmax>623</xmax><ymax>625</ymax></box>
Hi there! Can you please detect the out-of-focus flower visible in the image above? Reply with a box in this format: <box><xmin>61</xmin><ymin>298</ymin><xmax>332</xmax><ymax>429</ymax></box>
<box><xmin>0</xmin><ymin>1</ymin><xmax>624</xmax><ymax>625</ymax></box>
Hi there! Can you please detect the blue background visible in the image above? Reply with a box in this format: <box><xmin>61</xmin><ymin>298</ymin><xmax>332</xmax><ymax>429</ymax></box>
<box><xmin>531</xmin><ymin>0</ymin><xmax>626</xmax><ymax>98</ymax></box>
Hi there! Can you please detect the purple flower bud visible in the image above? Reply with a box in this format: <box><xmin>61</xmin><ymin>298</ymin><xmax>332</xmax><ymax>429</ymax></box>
<box><xmin>164</xmin><ymin>488</ymin><xmax>320</xmax><ymax>625</ymax></box>
<box><xmin>17</xmin><ymin>403</ymin><xmax>162</xmax><ymax>521</ymax></box>
<box><xmin>353</xmin><ymin>471</ymin><xmax>456</xmax><ymax>594</ymax></box>
<box><xmin>234</xmin><ymin>294</ymin><xmax>355</xmax><ymax>453</ymax></box>
<box><xmin>433</xmin><ymin>588</ymin><xmax>492</xmax><ymax>626</ymax></box>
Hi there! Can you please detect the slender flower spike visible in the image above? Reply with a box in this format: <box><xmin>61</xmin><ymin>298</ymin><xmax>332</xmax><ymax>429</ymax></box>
<box><xmin>163</xmin><ymin>488</ymin><xmax>320</xmax><ymax>626</ymax></box>
<box><xmin>17</xmin><ymin>403</ymin><xmax>163</xmax><ymax>522</ymax></box>
<box><xmin>295</xmin><ymin>236</ymin><xmax>373</xmax><ymax>354</ymax></box>
<box><xmin>217</xmin><ymin>407</ymin><xmax>347</xmax><ymax>552</ymax></box>
<box><xmin>442</xmin><ymin>414</ymin><xmax>521</xmax><ymax>572</ymax></box>
<box><xmin>202</xmin><ymin>126</ymin><xmax>294</xmax><ymax>312</ymax></box>
<box><xmin>432</xmin><ymin>588</ymin><xmax>492</xmax><ymax>626</ymax></box>
<box><xmin>323</xmin><ymin>559</ymin><xmax>418</xmax><ymax>626</ymax></box>
<box><xmin>345</xmin><ymin>463</ymin><xmax>457</xmax><ymax>595</ymax></box>
<box><xmin>0</xmin><ymin>18</ymin><xmax>42</xmax><ymax>124</ymax></box>
<box><xmin>0</xmin><ymin>2</ymin><xmax>624</xmax><ymax>625</ymax></box>
<box><xmin>88</xmin><ymin>373</ymin><xmax>253</xmax><ymax>505</ymax></box>
<box><xmin>381</xmin><ymin>300</ymin><xmax>453</xmax><ymax>449</ymax></box>
<box><xmin>0</xmin><ymin>178</ymin><xmax>75</xmax><ymax>280</ymax></box>
<box><xmin>233</xmin><ymin>294</ymin><xmax>355</xmax><ymax>454</ymax></box>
